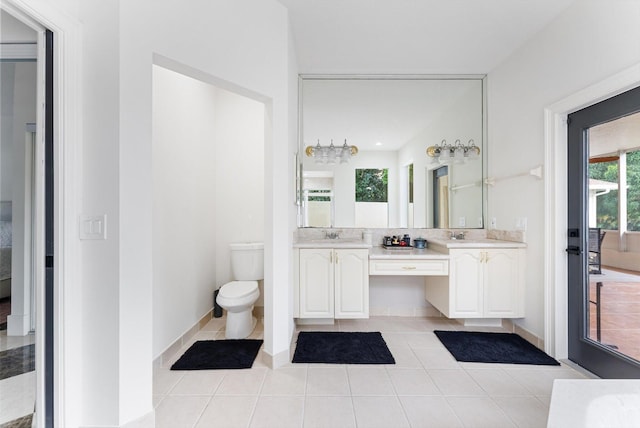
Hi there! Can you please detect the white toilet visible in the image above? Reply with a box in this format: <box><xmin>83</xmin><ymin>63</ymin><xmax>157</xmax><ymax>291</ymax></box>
<box><xmin>216</xmin><ymin>242</ymin><xmax>263</xmax><ymax>339</ymax></box>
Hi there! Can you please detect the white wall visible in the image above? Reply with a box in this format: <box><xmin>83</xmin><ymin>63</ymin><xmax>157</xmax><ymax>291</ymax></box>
<box><xmin>6</xmin><ymin>0</ymin><xmax>296</xmax><ymax>426</ymax></box>
<box><xmin>214</xmin><ymin>88</ymin><xmax>265</xmax><ymax>294</ymax></box>
<box><xmin>152</xmin><ymin>66</ymin><xmax>217</xmax><ymax>357</ymax></box>
<box><xmin>153</xmin><ymin>67</ymin><xmax>264</xmax><ymax>358</ymax></box>
<box><xmin>487</xmin><ymin>0</ymin><xmax>640</xmax><ymax>339</ymax></box>
<box><xmin>125</xmin><ymin>0</ymin><xmax>295</xmax><ymax>424</ymax></box>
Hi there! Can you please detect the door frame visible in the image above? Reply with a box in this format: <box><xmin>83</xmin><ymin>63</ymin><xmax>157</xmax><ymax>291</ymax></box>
<box><xmin>566</xmin><ymin>85</ymin><xmax>640</xmax><ymax>378</ymax></box>
<box><xmin>1</xmin><ymin>1</ymin><xmax>82</xmax><ymax>426</ymax></box>
<box><xmin>544</xmin><ymin>62</ymin><xmax>640</xmax><ymax>361</ymax></box>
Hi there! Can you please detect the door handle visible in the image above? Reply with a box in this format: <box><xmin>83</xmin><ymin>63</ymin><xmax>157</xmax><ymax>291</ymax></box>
<box><xmin>566</xmin><ymin>246</ymin><xmax>582</xmax><ymax>255</ymax></box>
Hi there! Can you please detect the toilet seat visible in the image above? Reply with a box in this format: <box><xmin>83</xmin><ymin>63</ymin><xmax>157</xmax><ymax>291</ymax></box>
<box><xmin>219</xmin><ymin>281</ymin><xmax>258</xmax><ymax>299</ymax></box>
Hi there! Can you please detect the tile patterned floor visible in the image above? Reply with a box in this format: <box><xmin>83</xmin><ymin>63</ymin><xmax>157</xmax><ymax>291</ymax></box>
<box><xmin>0</xmin><ymin>344</ymin><xmax>35</xmax><ymax>381</ymax></box>
<box><xmin>0</xmin><ymin>330</ymin><xmax>35</xmax><ymax>426</ymax></box>
<box><xmin>155</xmin><ymin>316</ymin><xmax>588</xmax><ymax>428</ymax></box>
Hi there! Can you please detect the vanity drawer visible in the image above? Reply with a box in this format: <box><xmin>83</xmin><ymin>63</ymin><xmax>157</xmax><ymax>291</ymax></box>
<box><xmin>369</xmin><ymin>259</ymin><xmax>449</xmax><ymax>276</ymax></box>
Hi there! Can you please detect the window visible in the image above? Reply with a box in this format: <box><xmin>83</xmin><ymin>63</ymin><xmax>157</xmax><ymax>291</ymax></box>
<box><xmin>627</xmin><ymin>150</ymin><xmax>640</xmax><ymax>231</ymax></box>
<box><xmin>355</xmin><ymin>168</ymin><xmax>388</xmax><ymax>202</ymax></box>
<box><xmin>354</xmin><ymin>168</ymin><xmax>388</xmax><ymax>227</ymax></box>
<box><xmin>589</xmin><ymin>158</ymin><xmax>619</xmax><ymax>230</ymax></box>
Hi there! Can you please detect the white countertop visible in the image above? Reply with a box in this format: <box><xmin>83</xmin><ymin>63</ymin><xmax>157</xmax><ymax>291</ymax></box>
<box><xmin>428</xmin><ymin>237</ymin><xmax>527</xmax><ymax>249</ymax></box>
<box><xmin>293</xmin><ymin>239</ymin><xmax>372</xmax><ymax>249</ymax></box>
<box><xmin>294</xmin><ymin>237</ymin><xmax>526</xmax><ymax>251</ymax></box>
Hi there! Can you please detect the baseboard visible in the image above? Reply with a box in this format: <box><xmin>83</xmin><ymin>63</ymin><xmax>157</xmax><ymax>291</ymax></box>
<box><xmin>502</xmin><ymin>319</ymin><xmax>545</xmax><ymax>350</ymax></box>
<box><xmin>261</xmin><ymin>347</ymin><xmax>290</xmax><ymax>369</ymax></box>
<box><xmin>6</xmin><ymin>312</ymin><xmax>30</xmax><ymax>336</ymax></box>
<box><xmin>458</xmin><ymin>318</ymin><xmax>503</xmax><ymax>327</ymax></box>
<box><xmin>369</xmin><ymin>306</ymin><xmax>442</xmax><ymax>317</ymax></box>
<box><xmin>295</xmin><ymin>318</ymin><xmax>335</xmax><ymax>325</ymax></box>
<box><xmin>153</xmin><ymin>310</ymin><xmax>212</xmax><ymax>367</ymax></box>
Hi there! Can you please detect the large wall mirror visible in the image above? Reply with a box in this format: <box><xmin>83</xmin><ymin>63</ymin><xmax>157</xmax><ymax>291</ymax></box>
<box><xmin>298</xmin><ymin>76</ymin><xmax>485</xmax><ymax>229</ymax></box>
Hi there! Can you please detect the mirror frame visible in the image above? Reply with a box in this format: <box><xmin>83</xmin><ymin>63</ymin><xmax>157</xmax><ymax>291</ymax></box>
<box><xmin>297</xmin><ymin>74</ymin><xmax>488</xmax><ymax>229</ymax></box>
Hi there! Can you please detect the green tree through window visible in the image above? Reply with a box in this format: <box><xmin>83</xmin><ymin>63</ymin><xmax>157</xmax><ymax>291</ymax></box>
<box><xmin>589</xmin><ymin>150</ymin><xmax>640</xmax><ymax>231</ymax></box>
<box><xmin>355</xmin><ymin>169</ymin><xmax>388</xmax><ymax>202</ymax></box>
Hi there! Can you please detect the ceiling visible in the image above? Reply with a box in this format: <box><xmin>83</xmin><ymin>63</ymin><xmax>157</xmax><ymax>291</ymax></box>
<box><xmin>590</xmin><ymin>112</ymin><xmax>640</xmax><ymax>158</ymax></box>
<box><xmin>302</xmin><ymin>77</ymin><xmax>481</xmax><ymax>151</ymax></box>
<box><xmin>0</xmin><ymin>10</ymin><xmax>36</xmax><ymax>43</ymax></box>
<box><xmin>277</xmin><ymin>0</ymin><xmax>576</xmax><ymax>74</ymax></box>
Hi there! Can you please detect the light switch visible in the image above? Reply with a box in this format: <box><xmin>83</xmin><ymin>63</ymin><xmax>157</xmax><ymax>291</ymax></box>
<box><xmin>79</xmin><ymin>215</ymin><xmax>107</xmax><ymax>240</ymax></box>
<box><xmin>515</xmin><ymin>217</ymin><xmax>528</xmax><ymax>231</ymax></box>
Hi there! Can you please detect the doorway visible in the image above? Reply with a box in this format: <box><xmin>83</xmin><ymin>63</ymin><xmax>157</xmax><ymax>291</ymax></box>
<box><xmin>433</xmin><ymin>166</ymin><xmax>449</xmax><ymax>228</ymax></box>
<box><xmin>567</xmin><ymin>85</ymin><xmax>640</xmax><ymax>378</ymax></box>
<box><xmin>0</xmin><ymin>9</ymin><xmax>54</xmax><ymax>426</ymax></box>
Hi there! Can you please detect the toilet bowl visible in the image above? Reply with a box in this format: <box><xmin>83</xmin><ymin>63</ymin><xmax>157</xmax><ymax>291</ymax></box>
<box><xmin>216</xmin><ymin>242</ymin><xmax>263</xmax><ymax>339</ymax></box>
<box><xmin>217</xmin><ymin>280</ymin><xmax>260</xmax><ymax>339</ymax></box>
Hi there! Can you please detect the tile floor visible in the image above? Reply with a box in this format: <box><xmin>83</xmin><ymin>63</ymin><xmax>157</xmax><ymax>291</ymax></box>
<box><xmin>154</xmin><ymin>316</ymin><xmax>589</xmax><ymax>428</ymax></box>
<box><xmin>0</xmin><ymin>330</ymin><xmax>36</xmax><ymax>426</ymax></box>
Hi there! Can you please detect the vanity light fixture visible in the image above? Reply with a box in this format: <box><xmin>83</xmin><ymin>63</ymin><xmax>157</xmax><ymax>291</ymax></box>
<box><xmin>305</xmin><ymin>139</ymin><xmax>359</xmax><ymax>165</ymax></box>
<box><xmin>426</xmin><ymin>139</ymin><xmax>480</xmax><ymax>164</ymax></box>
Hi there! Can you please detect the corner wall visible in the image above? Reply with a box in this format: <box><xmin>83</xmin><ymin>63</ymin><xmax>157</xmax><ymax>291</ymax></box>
<box><xmin>152</xmin><ymin>65</ymin><xmax>219</xmax><ymax>358</ymax></box>
<box><xmin>486</xmin><ymin>0</ymin><xmax>640</xmax><ymax>339</ymax></box>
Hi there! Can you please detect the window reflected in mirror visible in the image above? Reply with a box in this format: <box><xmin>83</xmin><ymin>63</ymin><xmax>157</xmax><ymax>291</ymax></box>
<box><xmin>355</xmin><ymin>168</ymin><xmax>388</xmax><ymax>228</ymax></box>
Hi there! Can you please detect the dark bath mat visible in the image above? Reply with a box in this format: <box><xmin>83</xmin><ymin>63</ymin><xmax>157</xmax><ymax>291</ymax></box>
<box><xmin>171</xmin><ymin>339</ymin><xmax>263</xmax><ymax>370</ymax></box>
<box><xmin>292</xmin><ymin>331</ymin><xmax>395</xmax><ymax>364</ymax></box>
<box><xmin>434</xmin><ymin>330</ymin><xmax>560</xmax><ymax>366</ymax></box>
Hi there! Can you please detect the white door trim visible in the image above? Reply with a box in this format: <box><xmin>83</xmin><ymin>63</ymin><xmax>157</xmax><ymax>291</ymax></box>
<box><xmin>0</xmin><ymin>1</ymin><xmax>82</xmax><ymax>427</ymax></box>
<box><xmin>544</xmin><ymin>63</ymin><xmax>640</xmax><ymax>360</ymax></box>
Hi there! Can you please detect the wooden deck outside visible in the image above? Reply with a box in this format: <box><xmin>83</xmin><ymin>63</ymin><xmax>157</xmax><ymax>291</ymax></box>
<box><xmin>588</xmin><ymin>267</ymin><xmax>640</xmax><ymax>362</ymax></box>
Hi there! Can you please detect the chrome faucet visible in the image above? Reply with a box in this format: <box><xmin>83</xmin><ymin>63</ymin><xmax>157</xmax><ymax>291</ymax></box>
<box><xmin>450</xmin><ymin>231</ymin><xmax>466</xmax><ymax>240</ymax></box>
<box><xmin>325</xmin><ymin>231</ymin><xmax>340</xmax><ymax>240</ymax></box>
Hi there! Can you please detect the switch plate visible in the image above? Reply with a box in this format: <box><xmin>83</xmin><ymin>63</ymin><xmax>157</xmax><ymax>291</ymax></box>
<box><xmin>458</xmin><ymin>217</ymin><xmax>466</xmax><ymax>227</ymax></box>
<box><xmin>79</xmin><ymin>215</ymin><xmax>107</xmax><ymax>240</ymax></box>
<box><xmin>490</xmin><ymin>217</ymin><xmax>497</xmax><ymax>229</ymax></box>
<box><xmin>515</xmin><ymin>217</ymin><xmax>528</xmax><ymax>231</ymax></box>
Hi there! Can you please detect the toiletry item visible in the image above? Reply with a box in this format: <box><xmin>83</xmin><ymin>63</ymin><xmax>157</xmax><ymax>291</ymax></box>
<box><xmin>213</xmin><ymin>289</ymin><xmax>223</xmax><ymax>317</ymax></box>
<box><xmin>414</xmin><ymin>238</ymin><xmax>427</xmax><ymax>249</ymax></box>
<box><xmin>403</xmin><ymin>234</ymin><xmax>411</xmax><ymax>246</ymax></box>
<box><xmin>383</xmin><ymin>236</ymin><xmax>392</xmax><ymax>246</ymax></box>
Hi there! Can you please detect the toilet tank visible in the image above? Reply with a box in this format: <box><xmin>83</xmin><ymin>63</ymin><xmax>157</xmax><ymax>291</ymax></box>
<box><xmin>230</xmin><ymin>242</ymin><xmax>264</xmax><ymax>280</ymax></box>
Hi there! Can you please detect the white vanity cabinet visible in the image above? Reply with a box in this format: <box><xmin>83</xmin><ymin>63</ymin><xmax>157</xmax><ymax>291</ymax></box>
<box><xmin>297</xmin><ymin>248</ymin><xmax>369</xmax><ymax>319</ymax></box>
<box><xmin>425</xmin><ymin>245</ymin><xmax>525</xmax><ymax>319</ymax></box>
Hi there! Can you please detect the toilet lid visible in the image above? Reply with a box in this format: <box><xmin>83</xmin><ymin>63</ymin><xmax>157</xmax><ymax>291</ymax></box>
<box><xmin>219</xmin><ymin>281</ymin><xmax>258</xmax><ymax>299</ymax></box>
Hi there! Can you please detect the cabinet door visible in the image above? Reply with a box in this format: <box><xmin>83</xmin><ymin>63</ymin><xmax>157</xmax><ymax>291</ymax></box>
<box><xmin>484</xmin><ymin>249</ymin><xmax>523</xmax><ymax>317</ymax></box>
<box><xmin>449</xmin><ymin>249</ymin><xmax>483</xmax><ymax>317</ymax></box>
<box><xmin>299</xmin><ymin>248</ymin><xmax>334</xmax><ymax>318</ymax></box>
<box><xmin>334</xmin><ymin>249</ymin><xmax>369</xmax><ymax>318</ymax></box>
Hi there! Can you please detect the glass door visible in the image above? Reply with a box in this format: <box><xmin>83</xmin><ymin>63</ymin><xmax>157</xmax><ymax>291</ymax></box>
<box><xmin>567</xmin><ymin>85</ymin><xmax>640</xmax><ymax>378</ymax></box>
